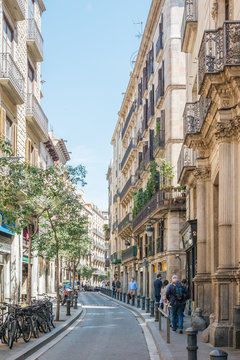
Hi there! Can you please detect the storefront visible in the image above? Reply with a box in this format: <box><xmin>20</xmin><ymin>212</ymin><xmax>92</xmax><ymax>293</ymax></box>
<box><xmin>180</xmin><ymin>220</ymin><xmax>197</xmax><ymax>304</ymax></box>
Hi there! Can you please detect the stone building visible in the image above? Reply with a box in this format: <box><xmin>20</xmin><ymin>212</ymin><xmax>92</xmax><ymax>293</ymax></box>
<box><xmin>177</xmin><ymin>0</ymin><xmax>240</xmax><ymax>348</ymax></box>
<box><xmin>108</xmin><ymin>0</ymin><xmax>186</xmax><ymax>297</ymax></box>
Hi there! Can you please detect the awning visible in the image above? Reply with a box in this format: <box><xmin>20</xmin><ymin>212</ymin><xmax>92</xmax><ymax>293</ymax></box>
<box><xmin>0</xmin><ymin>212</ymin><xmax>15</xmax><ymax>235</ymax></box>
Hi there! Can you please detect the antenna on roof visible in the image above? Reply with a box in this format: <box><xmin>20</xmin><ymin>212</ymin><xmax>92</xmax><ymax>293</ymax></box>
<box><xmin>133</xmin><ymin>21</ymin><xmax>143</xmax><ymax>39</ymax></box>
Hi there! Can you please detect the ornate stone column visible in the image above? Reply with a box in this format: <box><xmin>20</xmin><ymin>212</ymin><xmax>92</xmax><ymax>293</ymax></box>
<box><xmin>193</xmin><ymin>166</ymin><xmax>212</xmax><ymax>318</ymax></box>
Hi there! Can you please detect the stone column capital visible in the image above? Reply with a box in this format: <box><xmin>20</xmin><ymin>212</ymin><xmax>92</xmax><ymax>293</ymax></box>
<box><xmin>215</xmin><ymin>119</ymin><xmax>240</xmax><ymax>143</ymax></box>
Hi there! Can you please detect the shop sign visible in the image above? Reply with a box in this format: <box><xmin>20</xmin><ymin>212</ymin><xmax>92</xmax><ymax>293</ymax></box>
<box><xmin>22</xmin><ymin>256</ymin><xmax>32</xmax><ymax>264</ymax></box>
<box><xmin>181</xmin><ymin>220</ymin><xmax>197</xmax><ymax>250</ymax></box>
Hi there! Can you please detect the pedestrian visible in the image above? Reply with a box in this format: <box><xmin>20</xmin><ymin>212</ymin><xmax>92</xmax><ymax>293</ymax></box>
<box><xmin>154</xmin><ymin>273</ymin><xmax>162</xmax><ymax>303</ymax></box>
<box><xmin>166</xmin><ymin>275</ymin><xmax>189</xmax><ymax>333</ymax></box>
<box><xmin>160</xmin><ymin>279</ymin><xmax>169</xmax><ymax>311</ymax></box>
<box><xmin>128</xmin><ymin>277</ymin><xmax>138</xmax><ymax>301</ymax></box>
<box><xmin>181</xmin><ymin>278</ymin><xmax>191</xmax><ymax>314</ymax></box>
<box><xmin>112</xmin><ymin>277</ymin><xmax>116</xmax><ymax>296</ymax></box>
<box><xmin>116</xmin><ymin>277</ymin><xmax>121</xmax><ymax>292</ymax></box>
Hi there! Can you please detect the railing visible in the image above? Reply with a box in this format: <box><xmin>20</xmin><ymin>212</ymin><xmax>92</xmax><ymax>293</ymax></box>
<box><xmin>120</xmin><ymin>175</ymin><xmax>136</xmax><ymax>201</ymax></box>
<box><xmin>93</xmin><ymin>228</ymin><xmax>104</xmax><ymax>238</ymax></box>
<box><xmin>122</xmin><ymin>246</ymin><xmax>137</xmax><ymax>262</ymax></box>
<box><xmin>181</xmin><ymin>0</ymin><xmax>197</xmax><ymax>46</ymax></box>
<box><xmin>27</xmin><ymin>19</ymin><xmax>44</xmax><ymax>59</ymax></box>
<box><xmin>118</xmin><ymin>213</ymin><xmax>132</xmax><ymax>233</ymax></box>
<box><xmin>177</xmin><ymin>145</ymin><xmax>196</xmax><ymax>182</ymax></box>
<box><xmin>26</xmin><ymin>94</ymin><xmax>48</xmax><ymax>138</ymax></box>
<box><xmin>198</xmin><ymin>21</ymin><xmax>240</xmax><ymax>92</ymax></box>
<box><xmin>144</xmin><ymin>147</ymin><xmax>153</xmax><ymax>164</ymax></box>
<box><xmin>153</xmin><ymin>130</ymin><xmax>165</xmax><ymax>152</ymax></box>
<box><xmin>110</xmin><ymin>252</ymin><xmax>117</xmax><ymax>261</ymax></box>
<box><xmin>0</xmin><ymin>53</ymin><xmax>24</xmax><ymax>100</ymax></box>
<box><xmin>155</xmin><ymin>82</ymin><xmax>164</xmax><ymax>104</ymax></box>
<box><xmin>133</xmin><ymin>190</ymin><xmax>164</xmax><ymax>229</ymax></box>
<box><xmin>147</xmin><ymin>103</ymin><xmax>154</xmax><ymax>122</ymax></box>
<box><xmin>183</xmin><ymin>97</ymin><xmax>211</xmax><ymax>137</ymax></box>
<box><xmin>110</xmin><ymin>251</ymin><xmax>121</xmax><ymax>264</ymax></box>
<box><xmin>121</xmin><ymin>138</ymin><xmax>136</xmax><ymax>170</ymax></box>
<box><xmin>156</xmin><ymin>35</ymin><xmax>163</xmax><ymax>58</ymax></box>
<box><xmin>122</xmin><ymin>102</ymin><xmax>136</xmax><ymax>138</ymax></box>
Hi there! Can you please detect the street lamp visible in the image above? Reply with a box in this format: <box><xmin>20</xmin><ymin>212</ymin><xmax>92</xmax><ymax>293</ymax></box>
<box><xmin>146</xmin><ymin>224</ymin><xmax>154</xmax><ymax>237</ymax></box>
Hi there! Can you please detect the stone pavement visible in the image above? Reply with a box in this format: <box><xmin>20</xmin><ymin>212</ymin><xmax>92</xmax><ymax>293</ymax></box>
<box><xmin>100</xmin><ymin>293</ymin><xmax>240</xmax><ymax>360</ymax></box>
<box><xmin>0</xmin><ymin>300</ymin><xmax>82</xmax><ymax>360</ymax></box>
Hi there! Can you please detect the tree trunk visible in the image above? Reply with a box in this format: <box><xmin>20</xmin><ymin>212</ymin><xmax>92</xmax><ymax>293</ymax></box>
<box><xmin>27</xmin><ymin>226</ymin><xmax>32</xmax><ymax>305</ymax></box>
<box><xmin>56</xmin><ymin>250</ymin><xmax>60</xmax><ymax>321</ymax></box>
<box><xmin>73</xmin><ymin>262</ymin><xmax>76</xmax><ymax>289</ymax></box>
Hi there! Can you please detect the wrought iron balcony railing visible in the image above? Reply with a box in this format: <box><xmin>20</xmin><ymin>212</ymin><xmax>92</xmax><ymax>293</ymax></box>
<box><xmin>0</xmin><ymin>53</ymin><xmax>25</xmax><ymax>104</ymax></box>
<box><xmin>122</xmin><ymin>246</ymin><xmax>137</xmax><ymax>262</ymax></box>
<box><xmin>120</xmin><ymin>175</ymin><xmax>136</xmax><ymax>201</ymax></box>
<box><xmin>110</xmin><ymin>251</ymin><xmax>121</xmax><ymax>264</ymax></box>
<box><xmin>198</xmin><ymin>21</ymin><xmax>240</xmax><ymax>93</ymax></box>
<box><xmin>177</xmin><ymin>145</ymin><xmax>196</xmax><ymax>183</ymax></box>
<box><xmin>153</xmin><ymin>130</ymin><xmax>165</xmax><ymax>153</ymax></box>
<box><xmin>183</xmin><ymin>97</ymin><xmax>211</xmax><ymax>137</ymax></box>
<box><xmin>122</xmin><ymin>101</ymin><xmax>136</xmax><ymax>139</ymax></box>
<box><xmin>118</xmin><ymin>213</ymin><xmax>132</xmax><ymax>234</ymax></box>
<box><xmin>112</xmin><ymin>220</ymin><xmax>118</xmax><ymax>232</ymax></box>
<box><xmin>27</xmin><ymin>19</ymin><xmax>44</xmax><ymax>62</ymax></box>
<box><xmin>181</xmin><ymin>0</ymin><xmax>197</xmax><ymax>52</ymax></box>
<box><xmin>121</xmin><ymin>138</ymin><xmax>136</xmax><ymax>170</ymax></box>
<box><xmin>26</xmin><ymin>93</ymin><xmax>49</xmax><ymax>140</ymax></box>
<box><xmin>155</xmin><ymin>82</ymin><xmax>164</xmax><ymax>106</ymax></box>
<box><xmin>143</xmin><ymin>147</ymin><xmax>153</xmax><ymax>164</ymax></box>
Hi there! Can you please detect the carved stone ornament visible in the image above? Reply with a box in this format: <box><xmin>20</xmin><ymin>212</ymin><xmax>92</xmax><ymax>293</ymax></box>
<box><xmin>211</xmin><ymin>1</ymin><xmax>218</xmax><ymax>22</ymax></box>
<box><xmin>191</xmin><ymin>139</ymin><xmax>209</xmax><ymax>158</ymax></box>
<box><xmin>215</xmin><ymin>120</ymin><xmax>240</xmax><ymax>142</ymax></box>
<box><xmin>193</xmin><ymin>168</ymin><xmax>211</xmax><ymax>181</ymax></box>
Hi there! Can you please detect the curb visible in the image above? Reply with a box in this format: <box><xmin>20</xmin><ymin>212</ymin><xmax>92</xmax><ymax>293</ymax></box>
<box><xmin>99</xmin><ymin>292</ymin><xmax>173</xmax><ymax>360</ymax></box>
<box><xmin>7</xmin><ymin>306</ymin><xmax>83</xmax><ymax>360</ymax></box>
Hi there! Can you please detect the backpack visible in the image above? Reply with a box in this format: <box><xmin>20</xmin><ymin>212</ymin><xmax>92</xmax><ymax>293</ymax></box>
<box><xmin>116</xmin><ymin>280</ymin><xmax>121</xmax><ymax>288</ymax></box>
<box><xmin>174</xmin><ymin>284</ymin><xmax>184</xmax><ymax>301</ymax></box>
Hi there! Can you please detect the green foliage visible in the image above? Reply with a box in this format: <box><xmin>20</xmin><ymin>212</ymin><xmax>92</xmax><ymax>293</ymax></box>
<box><xmin>160</xmin><ymin>159</ymin><xmax>174</xmax><ymax>186</ymax></box>
<box><xmin>78</xmin><ymin>265</ymin><xmax>95</xmax><ymax>280</ymax></box>
<box><xmin>132</xmin><ymin>161</ymin><xmax>159</xmax><ymax>218</ymax></box>
<box><xmin>99</xmin><ymin>275</ymin><xmax>109</xmax><ymax>282</ymax></box>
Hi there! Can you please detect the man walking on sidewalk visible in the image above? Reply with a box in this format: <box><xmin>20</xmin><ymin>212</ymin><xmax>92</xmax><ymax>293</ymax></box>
<box><xmin>154</xmin><ymin>273</ymin><xmax>162</xmax><ymax>303</ymax></box>
<box><xmin>166</xmin><ymin>275</ymin><xmax>188</xmax><ymax>333</ymax></box>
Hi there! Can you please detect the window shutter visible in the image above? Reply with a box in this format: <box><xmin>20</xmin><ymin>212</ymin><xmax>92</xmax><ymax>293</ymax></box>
<box><xmin>14</xmin><ymin>125</ymin><xmax>17</xmax><ymax>156</ymax></box>
<box><xmin>25</xmin><ymin>138</ymin><xmax>31</xmax><ymax>162</ymax></box>
<box><xmin>161</xmin><ymin>110</ymin><xmax>165</xmax><ymax>130</ymax></box>
<box><xmin>34</xmin><ymin>148</ymin><xmax>38</xmax><ymax>167</ymax></box>
<box><xmin>0</xmin><ymin>107</ymin><xmax>6</xmax><ymax>138</ymax></box>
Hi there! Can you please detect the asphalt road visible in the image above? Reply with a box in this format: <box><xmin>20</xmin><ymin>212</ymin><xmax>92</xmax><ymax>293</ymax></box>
<box><xmin>38</xmin><ymin>292</ymin><xmax>151</xmax><ymax>360</ymax></box>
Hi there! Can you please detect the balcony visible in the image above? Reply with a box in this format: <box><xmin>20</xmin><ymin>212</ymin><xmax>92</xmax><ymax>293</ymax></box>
<box><xmin>122</xmin><ymin>246</ymin><xmax>137</xmax><ymax>262</ymax></box>
<box><xmin>156</xmin><ymin>35</ymin><xmax>163</xmax><ymax>62</ymax></box>
<box><xmin>111</xmin><ymin>252</ymin><xmax>121</xmax><ymax>264</ymax></box>
<box><xmin>122</xmin><ymin>102</ymin><xmax>136</xmax><ymax>139</ymax></box>
<box><xmin>121</xmin><ymin>138</ymin><xmax>136</xmax><ymax>172</ymax></box>
<box><xmin>143</xmin><ymin>147</ymin><xmax>154</xmax><ymax>166</ymax></box>
<box><xmin>153</xmin><ymin>130</ymin><xmax>165</xmax><ymax>155</ymax></box>
<box><xmin>112</xmin><ymin>220</ymin><xmax>118</xmax><ymax>232</ymax></box>
<box><xmin>181</xmin><ymin>0</ymin><xmax>197</xmax><ymax>53</ymax></box>
<box><xmin>198</xmin><ymin>21</ymin><xmax>240</xmax><ymax>94</ymax></box>
<box><xmin>26</xmin><ymin>94</ymin><xmax>48</xmax><ymax>141</ymax></box>
<box><xmin>147</xmin><ymin>102</ymin><xmax>154</xmax><ymax>123</ymax></box>
<box><xmin>118</xmin><ymin>213</ymin><xmax>132</xmax><ymax>236</ymax></box>
<box><xmin>183</xmin><ymin>97</ymin><xmax>211</xmax><ymax>137</ymax></box>
<box><xmin>120</xmin><ymin>175</ymin><xmax>136</xmax><ymax>203</ymax></box>
<box><xmin>5</xmin><ymin>0</ymin><xmax>25</xmax><ymax>21</ymax></box>
<box><xmin>177</xmin><ymin>145</ymin><xmax>196</xmax><ymax>184</ymax></box>
<box><xmin>155</xmin><ymin>82</ymin><xmax>164</xmax><ymax>108</ymax></box>
<box><xmin>27</xmin><ymin>19</ymin><xmax>44</xmax><ymax>62</ymax></box>
<box><xmin>0</xmin><ymin>53</ymin><xmax>24</xmax><ymax>104</ymax></box>
<box><xmin>133</xmin><ymin>190</ymin><xmax>161</xmax><ymax>230</ymax></box>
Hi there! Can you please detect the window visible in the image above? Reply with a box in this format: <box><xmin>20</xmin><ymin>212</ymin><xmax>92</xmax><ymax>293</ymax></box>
<box><xmin>3</xmin><ymin>18</ymin><xmax>13</xmax><ymax>55</ymax></box>
<box><xmin>28</xmin><ymin>62</ymin><xmax>35</xmax><ymax>94</ymax></box>
<box><xmin>5</xmin><ymin>117</ymin><xmax>12</xmax><ymax>143</ymax></box>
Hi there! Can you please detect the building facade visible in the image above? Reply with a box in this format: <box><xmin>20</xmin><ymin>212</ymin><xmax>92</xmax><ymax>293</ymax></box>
<box><xmin>177</xmin><ymin>0</ymin><xmax>240</xmax><ymax>348</ymax></box>
<box><xmin>108</xmin><ymin>0</ymin><xmax>186</xmax><ymax>298</ymax></box>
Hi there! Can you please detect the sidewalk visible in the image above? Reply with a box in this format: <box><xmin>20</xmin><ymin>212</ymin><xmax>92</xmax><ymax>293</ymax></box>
<box><xmin>0</xmin><ymin>302</ymin><xmax>82</xmax><ymax>360</ymax></box>
<box><xmin>100</xmin><ymin>293</ymin><xmax>240</xmax><ymax>360</ymax></box>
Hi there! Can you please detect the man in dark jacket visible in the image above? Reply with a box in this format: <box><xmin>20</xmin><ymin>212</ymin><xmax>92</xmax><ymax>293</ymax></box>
<box><xmin>166</xmin><ymin>275</ymin><xmax>188</xmax><ymax>333</ymax></box>
<box><xmin>154</xmin><ymin>273</ymin><xmax>162</xmax><ymax>303</ymax></box>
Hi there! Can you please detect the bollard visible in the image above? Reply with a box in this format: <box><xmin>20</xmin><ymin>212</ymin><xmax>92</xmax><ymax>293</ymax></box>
<box><xmin>209</xmin><ymin>350</ymin><xmax>228</xmax><ymax>360</ymax></box>
<box><xmin>146</xmin><ymin>297</ymin><xmax>150</xmax><ymax>313</ymax></box>
<box><xmin>123</xmin><ymin>292</ymin><xmax>126</xmax><ymax>303</ymax></box>
<box><xmin>142</xmin><ymin>296</ymin><xmax>145</xmax><ymax>310</ymax></box>
<box><xmin>150</xmin><ymin>299</ymin><xmax>154</xmax><ymax>317</ymax></box>
<box><xmin>137</xmin><ymin>295</ymin><xmax>141</xmax><ymax>308</ymax></box>
<box><xmin>132</xmin><ymin>294</ymin><xmax>135</xmax><ymax>306</ymax></box>
<box><xmin>66</xmin><ymin>297</ymin><xmax>71</xmax><ymax>316</ymax></box>
<box><xmin>186</xmin><ymin>327</ymin><xmax>198</xmax><ymax>360</ymax></box>
<box><xmin>74</xmin><ymin>293</ymin><xmax>78</xmax><ymax>309</ymax></box>
<box><xmin>127</xmin><ymin>293</ymin><xmax>130</xmax><ymax>304</ymax></box>
<box><xmin>117</xmin><ymin>291</ymin><xmax>119</xmax><ymax>300</ymax></box>
<box><xmin>155</xmin><ymin>302</ymin><xmax>159</xmax><ymax>322</ymax></box>
<box><xmin>120</xmin><ymin>292</ymin><xmax>123</xmax><ymax>301</ymax></box>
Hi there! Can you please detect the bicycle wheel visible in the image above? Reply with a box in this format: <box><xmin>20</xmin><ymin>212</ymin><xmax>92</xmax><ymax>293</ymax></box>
<box><xmin>37</xmin><ymin>316</ymin><xmax>48</xmax><ymax>333</ymax></box>
<box><xmin>31</xmin><ymin>317</ymin><xmax>39</xmax><ymax>338</ymax></box>
<box><xmin>51</xmin><ymin>315</ymin><xmax>56</xmax><ymax>328</ymax></box>
<box><xmin>8</xmin><ymin>319</ymin><xmax>17</xmax><ymax>349</ymax></box>
<box><xmin>1</xmin><ymin>322</ymin><xmax>8</xmax><ymax>344</ymax></box>
<box><xmin>22</xmin><ymin>317</ymin><xmax>32</xmax><ymax>342</ymax></box>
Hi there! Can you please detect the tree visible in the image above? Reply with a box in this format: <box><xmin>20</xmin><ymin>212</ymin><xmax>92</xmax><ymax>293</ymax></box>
<box><xmin>78</xmin><ymin>265</ymin><xmax>95</xmax><ymax>281</ymax></box>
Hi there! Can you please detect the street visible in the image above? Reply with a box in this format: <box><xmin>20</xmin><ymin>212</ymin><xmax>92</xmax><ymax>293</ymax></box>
<box><xmin>38</xmin><ymin>292</ymin><xmax>151</xmax><ymax>360</ymax></box>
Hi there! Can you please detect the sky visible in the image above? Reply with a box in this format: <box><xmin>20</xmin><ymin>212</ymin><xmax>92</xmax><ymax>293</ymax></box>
<box><xmin>41</xmin><ymin>0</ymin><xmax>151</xmax><ymax>210</ymax></box>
